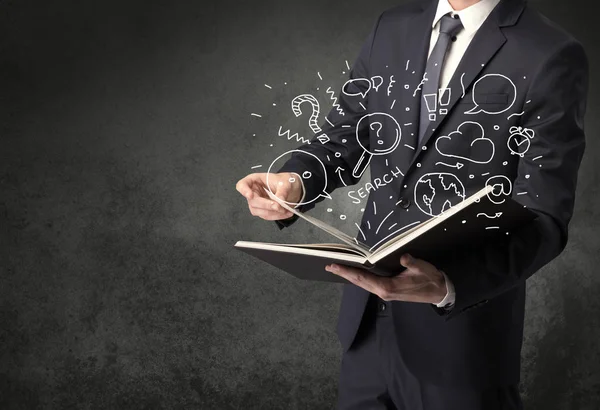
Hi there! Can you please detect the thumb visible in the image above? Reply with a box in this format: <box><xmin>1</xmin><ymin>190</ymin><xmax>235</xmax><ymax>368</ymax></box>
<box><xmin>257</xmin><ymin>173</ymin><xmax>281</xmax><ymax>198</ymax></box>
<box><xmin>399</xmin><ymin>254</ymin><xmax>419</xmax><ymax>275</ymax></box>
<box><xmin>274</xmin><ymin>174</ymin><xmax>294</xmax><ymax>201</ymax></box>
<box><xmin>400</xmin><ymin>253</ymin><xmax>414</xmax><ymax>267</ymax></box>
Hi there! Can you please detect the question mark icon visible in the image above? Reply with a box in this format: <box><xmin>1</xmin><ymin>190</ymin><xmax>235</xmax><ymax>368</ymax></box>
<box><xmin>371</xmin><ymin>122</ymin><xmax>384</xmax><ymax>146</ymax></box>
<box><xmin>352</xmin><ymin>112</ymin><xmax>402</xmax><ymax>178</ymax></box>
<box><xmin>291</xmin><ymin>94</ymin><xmax>330</xmax><ymax>144</ymax></box>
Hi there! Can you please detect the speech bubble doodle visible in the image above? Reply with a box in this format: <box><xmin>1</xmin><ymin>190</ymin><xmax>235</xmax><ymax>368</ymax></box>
<box><xmin>507</xmin><ymin>126</ymin><xmax>535</xmax><ymax>157</ymax></box>
<box><xmin>266</xmin><ymin>150</ymin><xmax>332</xmax><ymax>206</ymax></box>
<box><xmin>435</xmin><ymin>121</ymin><xmax>495</xmax><ymax>164</ymax></box>
<box><xmin>464</xmin><ymin>74</ymin><xmax>517</xmax><ymax>115</ymax></box>
<box><xmin>371</xmin><ymin>76</ymin><xmax>384</xmax><ymax>92</ymax></box>
<box><xmin>485</xmin><ymin>175</ymin><xmax>512</xmax><ymax>204</ymax></box>
<box><xmin>414</xmin><ymin>172</ymin><xmax>466</xmax><ymax>217</ymax></box>
<box><xmin>352</xmin><ymin>112</ymin><xmax>402</xmax><ymax>179</ymax></box>
<box><xmin>342</xmin><ymin>78</ymin><xmax>372</xmax><ymax>99</ymax></box>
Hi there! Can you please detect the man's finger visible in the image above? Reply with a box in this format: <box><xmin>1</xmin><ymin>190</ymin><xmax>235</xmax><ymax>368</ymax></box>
<box><xmin>248</xmin><ymin>197</ymin><xmax>288</xmax><ymax>213</ymax></box>
<box><xmin>248</xmin><ymin>206</ymin><xmax>293</xmax><ymax>220</ymax></box>
<box><xmin>270</xmin><ymin>180</ymin><xmax>294</xmax><ymax>212</ymax></box>
<box><xmin>236</xmin><ymin>177</ymin><xmax>255</xmax><ymax>200</ymax></box>
<box><xmin>399</xmin><ymin>253</ymin><xmax>419</xmax><ymax>271</ymax></box>
<box><xmin>399</xmin><ymin>254</ymin><xmax>430</xmax><ymax>277</ymax></box>
<box><xmin>274</xmin><ymin>179</ymin><xmax>291</xmax><ymax>200</ymax></box>
<box><xmin>237</xmin><ymin>173</ymin><xmax>269</xmax><ymax>200</ymax></box>
<box><xmin>264</xmin><ymin>173</ymin><xmax>287</xmax><ymax>194</ymax></box>
<box><xmin>326</xmin><ymin>264</ymin><xmax>387</xmax><ymax>297</ymax></box>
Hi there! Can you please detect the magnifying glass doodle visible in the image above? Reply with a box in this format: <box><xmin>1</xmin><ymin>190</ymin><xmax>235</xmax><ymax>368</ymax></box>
<box><xmin>352</xmin><ymin>112</ymin><xmax>402</xmax><ymax>178</ymax></box>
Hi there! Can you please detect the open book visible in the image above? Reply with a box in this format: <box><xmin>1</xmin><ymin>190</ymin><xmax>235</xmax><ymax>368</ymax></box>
<box><xmin>234</xmin><ymin>186</ymin><xmax>537</xmax><ymax>283</ymax></box>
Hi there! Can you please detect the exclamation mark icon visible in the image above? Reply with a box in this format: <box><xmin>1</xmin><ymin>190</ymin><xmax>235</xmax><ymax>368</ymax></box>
<box><xmin>438</xmin><ymin>88</ymin><xmax>451</xmax><ymax>115</ymax></box>
<box><xmin>423</xmin><ymin>93</ymin><xmax>437</xmax><ymax>121</ymax></box>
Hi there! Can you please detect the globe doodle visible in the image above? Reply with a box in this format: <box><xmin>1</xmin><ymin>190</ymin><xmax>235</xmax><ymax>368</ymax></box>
<box><xmin>414</xmin><ymin>173</ymin><xmax>466</xmax><ymax>217</ymax></box>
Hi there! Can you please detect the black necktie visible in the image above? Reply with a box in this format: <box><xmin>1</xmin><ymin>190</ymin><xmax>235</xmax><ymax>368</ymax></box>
<box><xmin>418</xmin><ymin>13</ymin><xmax>463</xmax><ymax>145</ymax></box>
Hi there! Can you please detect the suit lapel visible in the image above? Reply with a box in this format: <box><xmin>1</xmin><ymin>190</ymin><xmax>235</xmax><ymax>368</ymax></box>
<box><xmin>383</xmin><ymin>0</ymin><xmax>526</xmax><ymax>200</ymax></box>
<box><xmin>403</xmin><ymin>17</ymin><xmax>507</xmax><ymax>175</ymax></box>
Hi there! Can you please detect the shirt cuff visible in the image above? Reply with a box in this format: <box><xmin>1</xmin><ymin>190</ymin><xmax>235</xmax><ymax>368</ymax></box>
<box><xmin>293</xmin><ymin>173</ymin><xmax>305</xmax><ymax>209</ymax></box>
<box><xmin>434</xmin><ymin>270</ymin><xmax>455</xmax><ymax>308</ymax></box>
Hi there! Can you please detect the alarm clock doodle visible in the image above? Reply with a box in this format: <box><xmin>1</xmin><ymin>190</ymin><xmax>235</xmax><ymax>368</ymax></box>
<box><xmin>507</xmin><ymin>126</ymin><xmax>535</xmax><ymax>157</ymax></box>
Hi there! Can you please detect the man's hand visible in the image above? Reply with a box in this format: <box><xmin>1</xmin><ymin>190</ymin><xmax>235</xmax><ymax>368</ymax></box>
<box><xmin>236</xmin><ymin>172</ymin><xmax>303</xmax><ymax>221</ymax></box>
<box><xmin>325</xmin><ymin>254</ymin><xmax>447</xmax><ymax>304</ymax></box>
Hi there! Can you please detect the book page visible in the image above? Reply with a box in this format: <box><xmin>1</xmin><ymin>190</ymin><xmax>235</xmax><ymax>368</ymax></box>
<box><xmin>367</xmin><ymin>185</ymin><xmax>493</xmax><ymax>263</ymax></box>
<box><xmin>265</xmin><ymin>188</ymin><xmax>371</xmax><ymax>255</ymax></box>
<box><xmin>370</xmin><ymin>219</ymin><xmax>432</xmax><ymax>253</ymax></box>
<box><xmin>277</xmin><ymin>243</ymin><xmax>367</xmax><ymax>256</ymax></box>
<box><xmin>235</xmin><ymin>241</ymin><xmax>368</xmax><ymax>264</ymax></box>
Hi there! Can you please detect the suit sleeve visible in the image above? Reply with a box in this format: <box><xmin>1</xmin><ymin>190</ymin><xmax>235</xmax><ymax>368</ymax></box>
<box><xmin>433</xmin><ymin>40</ymin><xmax>589</xmax><ymax>319</ymax></box>
<box><xmin>275</xmin><ymin>13</ymin><xmax>384</xmax><ymax>229</ymax></box>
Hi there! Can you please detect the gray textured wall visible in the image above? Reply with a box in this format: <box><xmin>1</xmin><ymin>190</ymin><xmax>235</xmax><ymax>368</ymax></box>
<box><xmin>1</xmin><ymin>0</ymin><xmax>598</xmax><ymax>408</ymax></box>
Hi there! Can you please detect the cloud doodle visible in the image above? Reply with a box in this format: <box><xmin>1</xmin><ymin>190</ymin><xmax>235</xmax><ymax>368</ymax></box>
<box><xmin>435</xmin><ymin>121</ymin><xmax>495</xmax><ymax>164</ymax></box>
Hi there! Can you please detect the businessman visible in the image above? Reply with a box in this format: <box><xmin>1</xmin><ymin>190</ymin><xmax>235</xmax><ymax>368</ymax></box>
<box><xmin>236</xmin><ymin>0</ymin><xmax>588</xmax><ymax>408</ymax></box>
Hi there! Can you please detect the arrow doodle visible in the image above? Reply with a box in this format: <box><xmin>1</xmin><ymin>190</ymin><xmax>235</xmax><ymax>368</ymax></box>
<box><xmin>435</xmin><ymin>161</ymin><xmax>464</xmax><ymax>169</ymax></box>
<box><xmin>477</xmin><ymin>212</ymin><xmax>503</xmax><ymax>219</ymax></box>
<box><xmin>336</xmin><ymin>166</ymin><xmax>347</xmax><ymax>187</ymax></box>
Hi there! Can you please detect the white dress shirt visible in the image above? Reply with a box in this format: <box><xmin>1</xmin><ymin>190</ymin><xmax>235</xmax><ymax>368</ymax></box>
<box><xmin>430</xmin><ymin>0</ymin><xmax>501</xmax><ymax>89</ymax></box>
<box><xmin>293</xmin><ymin>0</ymin><xmax>501</xmax><ymax>309</ymax></box>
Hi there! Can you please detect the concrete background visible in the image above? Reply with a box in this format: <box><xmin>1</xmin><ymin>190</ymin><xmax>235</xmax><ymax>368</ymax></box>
<box><xmin>1</xmin><ymin>0</ymin><xmax>598</xmax><ymax>408</ymax></box>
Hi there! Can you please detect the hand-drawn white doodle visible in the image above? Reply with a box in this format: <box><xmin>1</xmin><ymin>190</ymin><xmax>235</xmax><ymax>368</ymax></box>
<box><xmin>464</xmin><ymin>74</ymin><xmax>517</xmax><ymax>115</ymax></box>
<box><xmin>438</xmin><ymin>87</ymin><xmax>451</xmax><ymax>115</ymax></box>
<box><xmin>485</xmin><ymin>175</ymin><xmax>512</xmax><ymax>204</ymax></box>
<box><xmin>507</xmin><ymin>126</ymin><xmax>535</xmax><ymax>157</ymax></box>
<box><xmin>371</xmin><ymin>76</ymin><xmax>384</xmax><ymax>92</ymax></box>
<box><xmin>435</xmin><ymin>161</ymin><xmax>464</xmax><ymax>169</ymax></box>
<box><xmin>266</xmin><ymin>150</ymin><xmax>332</xmax><ymax>206</ymax></box>
<box><xmin>435</xmin><ymin>121</ymin><xmax>495</xmax><ymax>164</ymax></box>
<box><xmin>387</xmin><ymin>75</ymin><xmax>396</xmax><ymax>96</ymax></box>
<box><xmin>326</xmin><ymin>87</ymin><xmax>345</xmax><ymax>116</ymax></box>
<box><xmin>352</xmin><ymin>113</ymin><xmax>402</xmax><ymax>179</ymax></box>
<box><xmin>414</xmin><ymin>173</ymin><xmax>466</xmax><ymax>217</ymax></box>
<box><xmin>278</xmin><ymin>126</ymin><xmax>311</xmax><ymax>145</ymax></box>
<box><xmin>342</xmin><ymin>78</ymin><xmax>372</xmax><ymax>99</ymax></box>
<box><xmin>291</xmin><ymin>94</ymin><xmax>327</xmax><ymax>142</ymax></box>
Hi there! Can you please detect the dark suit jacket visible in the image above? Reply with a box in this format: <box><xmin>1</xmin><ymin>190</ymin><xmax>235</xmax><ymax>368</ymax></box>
<box><xmin>277</xmin><ymin>0</ymin><xmax>588</xmax><ymax>389</ymax></box>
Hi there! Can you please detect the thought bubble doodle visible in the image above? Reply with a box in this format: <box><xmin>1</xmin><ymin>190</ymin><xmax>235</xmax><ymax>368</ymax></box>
<box><xmin>435</xmin><ymin>121</ymin><xmax>495</xmax><ymax>164</ymax></box>
<box><xmin>342</xmin><ymin>78</ymin><xmax>372</xmax><ymax>99</ymax></box>
<box><xmin>464</xmin><ymin>74</ymin><xmax>517</xmax><ymax>115</ymax></box>
<box><xmin>266</xmin><ymin>150</ymin><xmax>331</xmax><ymax>206</ymax></box>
